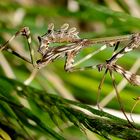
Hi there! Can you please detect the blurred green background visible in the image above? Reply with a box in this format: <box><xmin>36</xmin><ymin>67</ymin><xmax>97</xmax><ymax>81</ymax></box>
<box><xmin>0</xmin><ymin>0</ymin><xmax>140</xmax><ymax>140</ymax></box>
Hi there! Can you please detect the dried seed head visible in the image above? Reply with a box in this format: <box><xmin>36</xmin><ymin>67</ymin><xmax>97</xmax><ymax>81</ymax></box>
<box><xmin>20</xmin><ymin>27</ymin><xmax>30</xmax><ymax>37</ymax></box>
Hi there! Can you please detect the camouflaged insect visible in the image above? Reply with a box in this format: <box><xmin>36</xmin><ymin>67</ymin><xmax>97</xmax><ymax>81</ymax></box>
<box><xmin>1</xmin><ymin>23</ymin><xmax>140</xmax><ymax>125</ymax></box>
